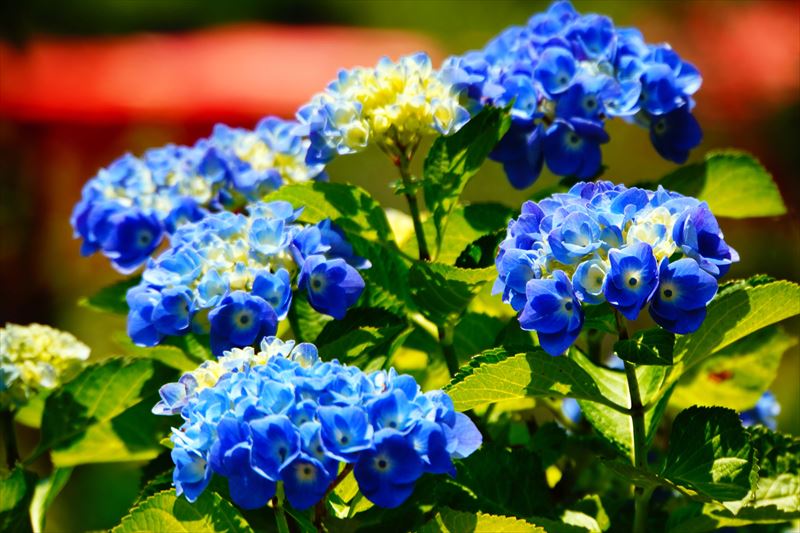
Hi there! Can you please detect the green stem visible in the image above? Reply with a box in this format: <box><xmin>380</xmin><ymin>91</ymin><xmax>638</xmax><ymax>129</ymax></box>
<box><xmin>274</xmin><ymin>484</ymin><xmax>290</xmax><ymax>533</ymax></box>
<box><xmin>615</xmin><ymin>311</ymin><xmax>651</xmax><ymax>533</ymax></box>
<box><xmin>438</xmin><ymin>322</ymin><xmax>459</xmax><ymax>376</ymax></box>
<box><xmin>397</xmin><ymin>154</ymin><xmax>430</xmax><ymax>262</ymax></box>
<box><xmin>1</xmin><ymin>410</ymin><xmax>19</xmax><ymax>469</ymax></box>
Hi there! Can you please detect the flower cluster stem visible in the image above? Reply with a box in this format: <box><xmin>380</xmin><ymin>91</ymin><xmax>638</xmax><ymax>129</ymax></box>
<box><xmin>274</xmin><ymin>484</ymin><xmax>291</xmax><ymax>533</ymax></box>
<box><xmin>438</xmin><ymin>322</ymin><xmax>459</xmax><ymax>376</ymax></box>
<box><xmin>397</xmin><ymin>154</ymin><xmax>431</xmax><ymax>262</ymax></box>
<box><xmin>1</xmin><ymin>410</ymin><xmax>19</xmax><ymax>469</ymax></box>
<box><xmin>616</xmin><ymin>311</ymin><xmax>652</xmax><ymax>533</ymax></box>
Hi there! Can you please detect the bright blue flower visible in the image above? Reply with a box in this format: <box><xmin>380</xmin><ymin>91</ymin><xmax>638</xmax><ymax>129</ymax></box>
<box><xmin>603</xmin><ymin>242</ymin><xmax>659</xmax><ymax>320</ymax></box>
<box><xmin>572</xmin><ymin>258</ymin><xmax>608</xmax><ymax>304</ymax></box>
<box><xmin>252</xmin><ymin>269</ymin><xmax>292</xmax><ymax>320</ymax></box>
<box><xmin>354</xmin><ymin>429</ymin><xmax>424</xmax><ymax>508</ymax></box>
<box><xmin>151</xmin><ymin>287</ymin><xmax>193</xmax><ymax>336</ymax></box>
<box><xmin>547</xmin><ymin>212</ymin><xmax>603</xmax><ymax>263</ymax></box>
<box><xmin>156</xmin><ymin>337</ymin><xmax>482</xmax><ymax>510</ymax></box>
<box><xmin>299</xmin><ymin>255</ymin><xmax>365</xmax><ymax>320</ymax></box>
<box><xmin>740</xmin><ymin>392</ymin><xmax>780</xmax><ymax>430</ymax></box>
<box><xmin>71</xmin><ymin>117</ymin><xmax>325</xmax><ymax>272</ymax></box>
<box><xmin>209</xmin><ymin>416</ymin><xmax>276</xmax><ymax>509</ymax></box>
<box><xmin>535</xmin><ymin>47</ymin><xmax>577</xmax><ymax>98</ymax></box>
<box><xmin>443</xmin><ymin>1</ymin><xmax>703</xmax><ymax>188</ymax></box>
<box><xmin>496</xmin><ymin>182</ymin><xmax>736</xmax><ymax>353</ymax></box>
<box><xmin>127</xmin><ymin>204</ymin><xmax>366</xmax><ymax>352</ymax></box>
<box><xmin>171</xmin><ymin>446</ymin><xmax>212</xmax><ymax>503</ymax></box>
<box><xmin>410</xmin><ymin>420</ymin><xmax>455</xmax><ymax>476</ymax></box>
<box><xmin>281</xmin><ymin>454</ymin><xmax>334</xmax><ymax>510</ymax></box>
<box><xmin>672</xmin><ymin>203</ymin><xmax>739</xmax><ymax>277</ymax></box>
<box><xmin>208</xmin><ymin>292</ymin><xmax>278</xmax><ymax>356</ymax></box>
<box><xmin>318</xmin><ymin>405</ymin><xmax>373</xmax><ymax>462</ymax></box>
<box><xmin>567</xmin><ymin>14</ymin><xmax>615</xmax><ymax>60</ymax></box>
<box><xmin>519</xmin><ymin>270</ymin><xmax>584</xmax><ymax>356</ymax></box>
<box><xmin>649</xmin><ymin>106</ymin><xmax>702</xmax><ymax>164</ymax></box>
<box><xmin>649</xmin><ymin>258</ymin><xmax>717</xmax><ymax>334</ymax></box>
<box><xmin>250</xmin><ymin>415</ymin><xmax>302</xmax><ymax>480</ymax></box>
<box><xmin>543</xmin><ymin>118</ymin><xmax>609</xmax><ymax>179</ymax></box>
<box><xmin>490</xmin><ymin>123</ymin><xmax>545</xmax><ymax>189</ymax></box>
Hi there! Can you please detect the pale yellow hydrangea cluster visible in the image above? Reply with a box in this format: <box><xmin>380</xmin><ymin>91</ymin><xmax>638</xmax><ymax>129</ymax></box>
<box><xmin>299</xmin><ymin>53</ymin><xmax>469</xmax><ymax>160</ymax></box>
<box><xmin>0</xmin><ymin>323</ymin><xmax>90</xmax><ymax>408</ymax></box>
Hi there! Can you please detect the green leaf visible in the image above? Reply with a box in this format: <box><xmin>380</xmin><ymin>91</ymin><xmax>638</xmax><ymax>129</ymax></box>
<box><xmin>403</xmin><ymin>203</ymin><xmax>514</xmax><ymax>264</ymax></box>
<box><xmin>0</xmin><ymin>467</ymin><xmax>36</xmax><ymax>533</ymax></box>
<box><xmin>315</xmin><ymin>307</ymin><xmax>409</xmax><ymax>364</ymax></box>
<box><xmin>582</xmin><ymin>303</ymin><xmax>616</xmax><ymax>335</ymax></box>
<box><xmin>348</xmin><ymin>234</ymin><xmax>413</xmax><ymax>314</ymax></box>
<box><xmin>662</xmin><ymin>406</ymin><xmax>757</xmax><ymax>503</ymax></box>
<box><xmin>113</xmin><ymin>489</ymin><xmax>253</xmax><ymax>533</ymax></box>
<box><xmin>113</xmin><ymin>333</ymin><xmax>203</xmax><ymax>372</ymax></box>
<box><xmin>445</xmin><ymin>347</ymin><xmax>619</xmax><ymax>412</ymax></box>
<box><xmin>35</xmin><ymin>357</ymin><xmax>177</xmax><ymax>467</ymax></box>
<box><xmin>614</xmin><ymin>327</ymin><xmax>675</xmax><ymax>366</ymax></box>
<box><xmin>569</xmin><ymin>350</ymin><xmax>672</xmax><ymax>457</ymax></box>
<box><xmin>29</xmin><ymin>467</ymin><xmax>72</xmax><ymax>533</ymax></box>
<box><xmin>671</xmin><ymin>326</ymin><xmax>795</xmax><ymax>411</ymax></box>
<box><xmin>560</xmin><ymin>494</ymin><xmax>610</xmax><ymax>533</ymax></box>
<box><xmin>659</xmin><ymin>150</ymin><xmax>786</xmax><ymax>218</ymax></box>
<box><xmin>423</xmin><ymin>106</ymin><xmax>511</xmax><ymax>253</ymax></box>
<box><xmin>667</xmin><ymin>428</ymin><xmax>799</xmax><ymax>531</ymax></box>
<box><xmin>417</xmin><ymin>507</ymin><xmax>544</xmax><ymax>533</ymax></box>
<box><xmin>264</xmin><ymin>181</ymin><xmax>392</xmax><ymax>242</ymax></box>
<box><xmin>409</xmin><ymin>262</ymin><xmax>495</xmax><ymax>325</ymax></box>
<box><xmin>288</xmin><ymin>292</ymin><xmax>333</xmax><ymax>343</ymax></box>
<box><xmin>455</xmin><ymin>444</ymin><xmax>552</xmax><ymax>518</ymax></box>
<box><xmin>453</xmin><ymin>312</ymin><xmax>507</xmax><ymax>361</ymax></box>
<box><xmin>662</xmin><ymin>279</ymin><xmax>800</xmax><ymax>395</ymax></box>
<box><xmin>78</xmin><ymin>276</ymin><xmax>140</xmax><ymax>315</ymax></box>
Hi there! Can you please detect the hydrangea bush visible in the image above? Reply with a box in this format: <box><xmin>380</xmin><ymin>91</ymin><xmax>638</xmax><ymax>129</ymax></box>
<box><xmin>3</xmin><ymin>2</ymin><xmax>798</xmax><ymax>533</ymax></box>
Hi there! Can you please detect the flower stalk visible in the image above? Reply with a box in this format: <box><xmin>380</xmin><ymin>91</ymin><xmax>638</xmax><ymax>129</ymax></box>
<box><xmin>615</xmin><ymin>311</ymin><xmax>652</xmax><ymax>533</ymax></box>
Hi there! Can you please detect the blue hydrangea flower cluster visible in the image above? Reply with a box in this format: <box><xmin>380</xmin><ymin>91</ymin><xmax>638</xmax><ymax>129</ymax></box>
<box><xmin>154</xmin><ymin>337</ymin><xmax>482</xmax><ymax>510</ymax></box>
<box><xmin>127</xmin><ymin>201</ymin><xmax>368</xmax><ymax>355</ymax></box>
<box><xmin>740</xmin><ymin>391</ymin><xmax>781</xmax><ymax>430</ymax></box>
<box><xmin>494</xmin><ymin>181</ymin><xmax>738</xmax><ymax>355</ymax></box>
<box><xmin>443</xmin><ymin>0</ymin><xmax>702</xmax><ymax>189</ymax></box>
<box><xmin>71</xmin><ymin>117</ymin><xmax>326</xmax><ymax>273</ymax></box>
<box><xmin>296</xmin><ymin>52</ymin><xmax>469</xmax><ymax>164</ymax></box>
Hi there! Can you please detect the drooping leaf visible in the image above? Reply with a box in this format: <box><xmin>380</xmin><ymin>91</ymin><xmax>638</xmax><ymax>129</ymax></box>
<box><xmin>288</xmin><ymin>292</ymin><xmax>333</xmax><ymax>343</ymax></box>
<box><xmin>423</xmin><ymin>106</ymin><xmax>511</xmax><ymax>253</ymax></box>
<box><xmin>418</xmin><ymin>507</ymin><xmax>544</xmax><ymax>533</ymax></box>
<box><xmin>409</xmin><ymin>262</ymin><xmax>496</xmax><ymax>325</ymax></box>
<box><xmin>569</xmin><ymin>349</ymin><xmax>674</xmax><ymax>457</ymax></box>
<box><xmin>666</xmin><ymin>428</ymin><xmax>800</xmax><ymax>531</ymax></box>
<box><xmin>29</xmin><ymin>467</ymin><xmax>72</xmax><ymax>533</ymax></box>
<box><xmin>445</xmin><ymin>347</ymin><xmax>620</xmax><ymax>412</ymax></box>
<box><xmin>0</xmin><ymin>467</ymin><xmax>36</xmax><ymax>533</ymax></box>
<box><xmin>78</xmin><ymin>276</ymin><xmax>140</xmax><ymax>315</ymax></box>
<box><xmin>34</xmin><ymin>357</ymin><xmax>177</xmax><ymax>467</ymax></box>
<box><xmin>264</xmin><ymin>181</ymin><xmax>392</xmax><ymax>242</ymax></box>
<box><xmin>403</xmin><ymin>203</ymin><xmax>513</xmax><ymax>264</ymax></box>
<box><xmin>663</xmin><ymin>279</ymin><xmax>800</xmax><ymax>394</ymax></box>
<box><xmin>659</xmin><ymin>150</ymin><xmax>786</xmax><ymax>218</ymax></box>
<box><xmin>452</xmin><ymin>312</ymin><xmax>507</xmax><ymax>361</ymax></box>
<box><xmin>455</xmin><ymin>444</ymin><xmax>552</xmax><ymax>518</ymax></box>
<box><xmin>112</xmin><ymin>489</ymin><xmax>253</xmax><ymax>533</ymax></box>
<box><xmin>614</xmin><ymin>327</ymin><xmax>675</xmax><ymax>366</ymax></box>
<box><xmin>671</xmin><ymin>326</ymin><xmax>795</xmax><ymax>411</ymax></box>
<box><xmin>315</xmin><ymin>307</ymin><xmax>409</xmax><ymax>364</ymax></box>
<box><xmin>662</xmin><ymin>406</ymin><xmax>757</xmax><ymax>503</ymax></box>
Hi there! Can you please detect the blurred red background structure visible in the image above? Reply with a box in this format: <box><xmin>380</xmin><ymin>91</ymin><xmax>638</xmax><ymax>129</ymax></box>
<box><xmin>0</xmin><ymin>23</ymin><xmax>441</xmax><ymax>124</ymax></box>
